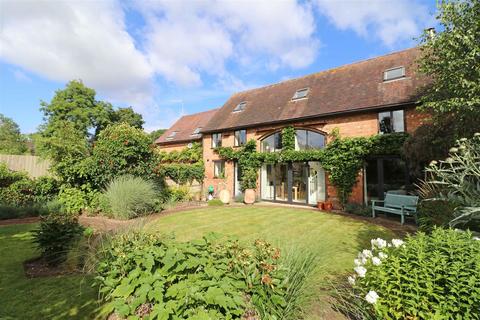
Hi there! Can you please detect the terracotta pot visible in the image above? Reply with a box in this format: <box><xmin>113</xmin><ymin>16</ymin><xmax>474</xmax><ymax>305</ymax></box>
<box><xmin>317</xmin><ymin>201</ymin><xmax>325</xmax><ymax>210</ymax></box>
<box><xmin>244</xmin><ymin>189</ymin><xmax>256</xmax><ymax>204</ymax></box>
<box><xmin>218</xmin><ymin>189</ymin><xmax>231</xmax><ymax>204</ymax></box>
<box><xmin>324</xmin><ymin>202</ymin><xmax>333</xmax><ymax>211</ymax></box>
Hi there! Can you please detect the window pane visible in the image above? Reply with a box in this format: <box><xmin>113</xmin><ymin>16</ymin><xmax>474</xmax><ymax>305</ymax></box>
<box><xmin>295</xmin><ymin>130</ymin><xmax>307</xmax><ymax>150</ymax></box>
<box><xmin>214</xmin><ymin>161</ymin><xmax>224</xmax><ymax>178</ymax></box>
<box><xmin>307</xmin><ymin>131</ymin><xmax>325</xmax><ymax>149</ymax></box>
<box><xmin>261</xmin><ymin>135</ymin><xmax>274</xmax><ymax>152</ymax></box>
<box><xmin>378</xmin><ymin>112</ymin><xmax>393</xmax><ymax>134</ymax></box>
<box><xmin>392</xmin><ymin>110</ymin><xmax>404</xmax><ymax>132</ymax></box>
<box><xmin>274</xmin><ymin>132</ymin><xmax>282</xmax><ymax>150</ymax></box>
<box><xmin>384</xmin><ymin>67</ymin><xmax>405</xmax><ymax>81</ymax></box>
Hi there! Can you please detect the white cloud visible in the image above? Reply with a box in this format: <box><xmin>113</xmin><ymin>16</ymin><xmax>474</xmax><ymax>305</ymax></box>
<box><xmin>315</xmin><ymin>0</ymin><xmax>434</xmax><ymax>47</ymax></box>
<box><xmin>0</xmin><ymin>0</ymin><xmax>153</xmax><ymax>106</ymax></box>
<box><xmin>137</xmin><ymin>0</ymin><xmax>318</xmax><ymax>85</ymax></box>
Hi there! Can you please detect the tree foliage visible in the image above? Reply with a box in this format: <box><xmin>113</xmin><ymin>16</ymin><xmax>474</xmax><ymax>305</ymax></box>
<box><xmin>0</xmin><ymin>113</ymin><xmax>27</xmax><ymax>154</ymax></box>
<box><xmin>149</xmin><ymin>129</ymin><xmax>167</xmax><ymax>143</ymax></box>
<box><xmin>418</xmin><ymin>0</ymin><xmax>480</xmax><ymax>116</ymax></box>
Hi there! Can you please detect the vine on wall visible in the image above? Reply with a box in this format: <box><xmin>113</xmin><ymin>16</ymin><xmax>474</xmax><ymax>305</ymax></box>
<box><xmin>155</xmin><ymin>143</ymin><xmax>205</xmax><ymax>184</ymax></box>
<box><xmin>216</xmin><ymin>126</ymin><xmax>408</xmax><ymax>205</ymax></box>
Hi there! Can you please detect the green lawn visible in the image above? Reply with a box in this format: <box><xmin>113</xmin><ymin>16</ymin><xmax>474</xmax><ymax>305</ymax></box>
<box><xmin>146</xmin><ymin>206</ymin><xmax>395</xmax><ymax>319</ymax></box>
<box><xmin>0</xmin><ymin>206</ymin><xmax>395</xmax><ymax>319</ymax></box>
<box><xmin>0</xmin><ymin>223</ymin><xmax>97</xmax><ymax>320</ymax></box>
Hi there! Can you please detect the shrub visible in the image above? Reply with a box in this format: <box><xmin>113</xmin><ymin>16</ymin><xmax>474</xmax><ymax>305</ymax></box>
<box><xmin>94</xmin><ymin>232</ymin><xmax>315</xmax><ymax>319</ymax></box>
<box><xmin>0</xmin><ymin>178</ymin><xmax>36</xmax><ymax>207</ymax></box>
<box><xmin>85</xmin><ymin>191</ymin><xmax>111</xmax><ymax>216</ymax></box>
<box><xmin>336</xmin><ymin>228</ymin><xmax>480</xmax><ymax>319</ymax></box>
<box><xmin>32</xmin><ymin>212</ymin><xmax>85</xmax><ymax>266</ymax></box>
<box><xmin>57</xmin><ymin>187</ymin><xmax>89</xmax><ymax>215</ymax></box>
<box><xmin>417</xmin><ymin>199</ymin><xmax>457</xmax><ymax>232</ymax></box>
<box><xmin>168</xmin><ymin>185</ymin><xmax>192</xmax><ymax>202</ymax></box>
<box><xmin>208</xmin><ymin>199</ymin><xmax>224</xmax><ymax>206</ymax></box>
<box><xmin>345</xmin><ymin>203</ymin><xmax>370</xmax><ymax>216</ymax></box>
<box><xmin>104</xmin><ymin>175</ymin><xmax>159</xmax><ymax>219</ymax></box>
<box><xmin>420</xmin><ymin>134</ymin><xmax>480</xmax><ymax>231</ymax></box>
<box><xmin>33</xmin><ymin>176</ymin><xmax>59</xmax><ymax>202</ymax></box>
<box><xmin>88</xmin><ymin>123</ymin><xmax>159</xmax><ymax>189</ymax></box>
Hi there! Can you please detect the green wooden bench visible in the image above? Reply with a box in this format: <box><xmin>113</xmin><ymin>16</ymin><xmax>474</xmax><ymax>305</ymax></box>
<box><xmin>371</xmin><ymin>193</ymin><xmax>419</xmax><ymax>225</ymax></box>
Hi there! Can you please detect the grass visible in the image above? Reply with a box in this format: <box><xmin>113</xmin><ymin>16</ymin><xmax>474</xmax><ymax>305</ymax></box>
<box><xmin>0</xmin><ymin>206</ymin><xmax>396</xmax><ymax>319</ymax></box>
<box><xmin>0</xmin><ymin>223</ymin><xmax>97</xmax><ymax>319</ymax></box>
<box><xmin>146</xmin><ymin>206</ymin><xmax>395</xmax><ymax>319</ymax></box>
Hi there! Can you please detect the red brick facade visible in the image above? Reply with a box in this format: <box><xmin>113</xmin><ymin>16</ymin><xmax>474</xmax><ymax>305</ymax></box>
<box><xmin>202</xmin><ymin>106</ymin><xmax>429</xmax><ymax>205</ymax></box>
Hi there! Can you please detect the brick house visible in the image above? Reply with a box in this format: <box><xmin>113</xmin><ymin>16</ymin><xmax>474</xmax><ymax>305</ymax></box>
<box><xmin>159</xmin><ymin>47</ymin><xmax>430</xmax><ymax>205</ymax></box>
<box><xmin>155</xmin><ymin>108</ymin><xmax>218</xmax><ymax>152</ymax></box>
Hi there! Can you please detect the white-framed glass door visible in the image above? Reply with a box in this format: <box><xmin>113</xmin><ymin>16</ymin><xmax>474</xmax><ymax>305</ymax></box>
<box><xmin>308</xmin><ymin>161</ymin><xmax>326</xmax><ymax>205</ymax></box>
<box><xmin>234</xmin><ymin>162</ymin><xmax>242</xmax><ymax>197</ymax></box>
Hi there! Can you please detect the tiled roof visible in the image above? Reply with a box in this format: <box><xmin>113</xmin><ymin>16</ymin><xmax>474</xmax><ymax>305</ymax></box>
<box><xmin>203</xmin><ymin>47</ymin><xmax>430</xmax><ymax>132</ymax></box>
<box><xmin>155</xmin><ymin>108</ymin><xmax>219</xmax><ymax>145</ymax></box>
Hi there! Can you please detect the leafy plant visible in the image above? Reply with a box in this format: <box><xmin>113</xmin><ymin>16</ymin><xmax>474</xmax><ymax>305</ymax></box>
<box><xmin>417</xmin><ymin>199</ymin><xmax>457</xmax><ymax>232</ymax></box>
<box><xmin>33</xmin><ymin>212</ymin><xmax>85</xmax><ymax>266</ymax></box>
<box><xmin>94</xmin><ymin>232</ymin><xmax>314</xmax><ymax>320</ymax></box>
<box><xmin>103</xmin><ymin>175</ymin><xmax>159</xmax><ymax>219</ymax></box>
<box><xmin>420</xmin><ymin>134</ymin><xmax>480</xmax><ymax>232</ymax></box>
<box><xmin>335</xmin><ymin>228</ymin><xmax>480</xmax><ymax>319</ymax></box>
<box><xmin>57</xmin><ymin>187</ymin><xmax>89</xmax><ymax>215</ymax></box>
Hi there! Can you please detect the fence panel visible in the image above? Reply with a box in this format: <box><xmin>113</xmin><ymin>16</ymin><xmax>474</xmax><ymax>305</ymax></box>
<box><xmin>0</xmin><ymin>154</ymin><xmax>51</xmax><ymax>178</ymax></box>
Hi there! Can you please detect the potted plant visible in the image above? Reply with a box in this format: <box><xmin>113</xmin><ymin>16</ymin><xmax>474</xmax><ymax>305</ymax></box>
<box><xmin>324</xmin><ymin>201</ymin><xmax>333</xmax><ymax>211</ymax></box>
<box><xmin>217</xmin><ymin>172</ymin><xmax>231</xmax><ymax>204</ymax></box>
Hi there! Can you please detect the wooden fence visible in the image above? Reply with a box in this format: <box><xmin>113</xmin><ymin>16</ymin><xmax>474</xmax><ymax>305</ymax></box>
<box><xmin>0</xmin><ymin>154</ymin><xmax>51</xmax><ymax>178</ymax></box>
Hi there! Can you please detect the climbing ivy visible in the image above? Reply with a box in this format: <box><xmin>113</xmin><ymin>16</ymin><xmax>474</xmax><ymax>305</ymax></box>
<box><xmin>155</xmin><ymin>143</ymin><xmax>205</xmax><ymax>184</ymax></box>
<box><xmin>216</xmin><ymin>127</ymin><xmax>408</xmax><ymax>205</ymax></box>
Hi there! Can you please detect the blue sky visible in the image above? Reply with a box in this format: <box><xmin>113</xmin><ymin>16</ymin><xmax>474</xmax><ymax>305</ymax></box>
<box><xmin>0</xmin><ymin>0</ymin><xmax>437</xmax><ymax>133</ymax></box>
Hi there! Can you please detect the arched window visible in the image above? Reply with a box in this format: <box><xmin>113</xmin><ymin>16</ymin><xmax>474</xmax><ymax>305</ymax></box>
<box><xmin>261</xmin><ymin>129</ymin><xmax>325</xmax><ymax>152</ymax></box>
<box><xmin>295</xmin><ymin>129</ymin><xmax>325</xmax><ymax>150</ymax></box>
<box><xmin>261</xmin><ymin>132</ymin><xmax>282</xmax><ymax>152</ymax></box>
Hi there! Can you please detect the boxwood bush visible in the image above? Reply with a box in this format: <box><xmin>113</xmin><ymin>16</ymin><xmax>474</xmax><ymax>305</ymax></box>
<box><xmin>335</xmin><ymin>228</ymin><xmax>480</xmax><ymax>319</ymax></box>
<box><xmin>94</xmin><ymin>232</ymin><xmax>315</xmax><ymax>319</ymax></box>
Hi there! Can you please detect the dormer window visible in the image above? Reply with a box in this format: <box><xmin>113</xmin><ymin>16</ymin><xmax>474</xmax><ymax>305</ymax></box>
<box><xmin>383</xmin><ymin>67</ymin><xmax>405</xmax><ymax>81</ymax></box>
<box><xmin>192</xmin><ymin>127</ymin><xmax>201</xmax><ymax>135</ymax></box>
<box><xmin>166</xmin><ymin>131</ymin><xmax>178</xmax><ymax>140</ymax></box>
<box><xmin>233</xmin><ymin>101</ymin><xmax>247</xmax><ymax>112</ymax></box>
<box><xmin>292</xmin><ymin>88</ymin><xmax>309</xmax><ymax>100</ymax></box>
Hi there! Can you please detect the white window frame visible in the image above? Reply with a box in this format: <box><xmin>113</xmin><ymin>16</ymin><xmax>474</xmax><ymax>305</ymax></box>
<box><xmin>233</xmin><ymin>101</ymin><xmax>247</xmax><ymax>112</ymax></box>
<box><xmin>383</xmin><ymin>66</ymin><xmax>405</xmax><ymax>81</ymax></box>
<box><xmin>234</xmin><ymin>129</ymin><xmax>247</xmax><ymax>146</ymax></box>
<box><xmin>292</xmin><ymin>88</ymin><xmax>309</xmax><ymax>100</ymax></box>
<box><xmin>213</xmin><ymin>160</ymin><xmax>225</xmax><ymax>178</ymax></box>
<box><xmin>211</xmin><ymin>133</ymin><xmax>222</xmax><ymax>148</ymax></box>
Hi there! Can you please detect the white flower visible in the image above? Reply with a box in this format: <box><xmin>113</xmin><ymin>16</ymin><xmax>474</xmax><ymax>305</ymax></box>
<box><xmin>459</xmin><ymin>138</ymin><xmax>468</xmax><ymax>142</ymax></box>
<box><xmin>429</xmin><ymin>160</ymin><xmax>438</xmax><ymax>166</ymax></box>
<box><xmin>378</xmin><ymin>252</ymin><xmax>388</xmax><ymax>259</ymax></box>
<box><xmin>372</xmin><ymin>257</ymin><xmax>381</xmax><ymax>266</ymax></box>
<box><xmin>473</xmin><ymin>237</ymin><xmax>480</xmax><ymax>241</ymax></box>
<box><xmin>354</xmin><ymin>266</ymin><xmax>367</xmax><ymax>278</ymax></box>
<box><xmin>371</xmin><ymin>238</ymin><xmax>387</xmax><ymax>249</ymax></box>
<box><xmin>365</xmin><ymin>291</ymin><xmax>379</xmax><ymax>304</ymax></box>
<box><xmin>391</xmin><ymin>239</ymin><xmax>404</xmax><ymax>248</ymax></box>
<box><xmin>362</xmin><ymin>249</ymin><xmax>373</xmax><ymax>258</ymax></box>
<box><xmin>354</xmin><ymin>258</ymin><xmax>363</xmax><ymax>266</ymax></box>
<box><xmin>449</xmin><ymin>147</ymin><xmax>459</xmax><ymax>153</ymax></box>
<box><xmin>348</xmin><ymin>275</ymin><xmax>356</xmax><ymax>285</ymax></box>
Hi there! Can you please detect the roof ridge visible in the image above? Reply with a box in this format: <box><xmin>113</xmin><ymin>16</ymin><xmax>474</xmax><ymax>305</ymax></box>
<box><xmin>230</xmin><ymin>46</ymin><xmax>419</xmax><ymax>97</ymax></box>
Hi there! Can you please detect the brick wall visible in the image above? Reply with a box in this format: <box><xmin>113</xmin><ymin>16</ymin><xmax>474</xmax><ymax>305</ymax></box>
<box><xmin>202</xmin><ymin>106</ymin><xmax>428</xmax><ymax>204</ymax></box>
<box><xmin>157</xmin><ymin>142</ymin><xmax>193</xmax><ymax>153</ymax></box>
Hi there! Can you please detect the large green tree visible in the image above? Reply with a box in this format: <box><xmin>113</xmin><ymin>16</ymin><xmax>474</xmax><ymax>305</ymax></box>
<box><xmin>0</xmin><ymin>114</ymin><xmax>27</xmax><ymax>155</ymax></box>
<box><xmin>405</xmin><ymin>0</ymin><xmax>480</xmax><ymax>178</ymax></box>
<box><xmin>149</xmin><ymin>129</ymin><xmax>167</xmax><ymax>143</ymax></box>
<box><xmin>418</xmin><ymin>0</ymin><xmax>480</xmax><ymax>116</ymax></box>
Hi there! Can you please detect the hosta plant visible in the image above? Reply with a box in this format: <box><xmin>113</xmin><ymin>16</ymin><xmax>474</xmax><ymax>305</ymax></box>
<box><xmin>335</xmin><ymin>228</ymin><xmax>480</xmax><ymax>319</ymax></box>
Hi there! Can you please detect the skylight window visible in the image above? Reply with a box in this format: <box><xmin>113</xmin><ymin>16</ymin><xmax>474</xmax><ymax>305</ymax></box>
<box><xmin>166</xmin><ymin>131</ymin><xmax>178</xmax><ymax>140</ymax></box>
<box><xmin>233</xmin><ymin>101</ymin><xmax>247</xmax><ymax>112</ymax></box>
<box><xmin>292</xmin><ymin>88</ymin><xmax>309</xmax><ymax>100</ymax></box>
<box><xmin>384</xmin><ymin>67</ymin><xmax>405</xmax><ymax>81</ymax></box>
<box><xmin>192</xmin><ymin>127</ymin><xmax>202</xmax><ymax>135</ymax></box>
